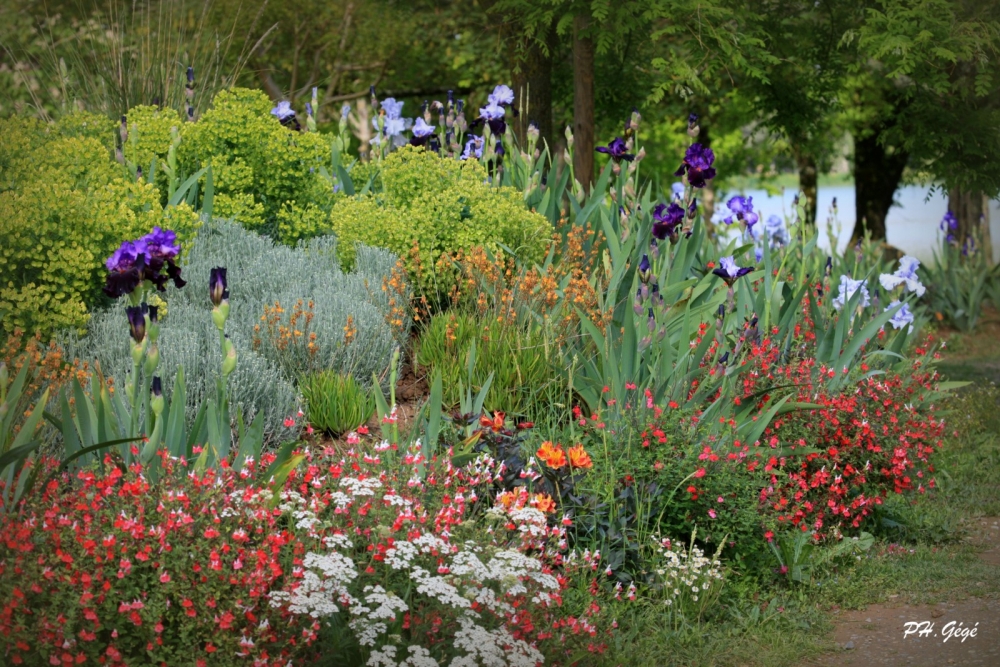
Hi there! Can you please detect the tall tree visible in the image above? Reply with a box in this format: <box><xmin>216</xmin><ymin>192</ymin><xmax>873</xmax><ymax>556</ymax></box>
<box><xmin>847</xmin><ymin>0</ymin><xmax>1000</xmax><ymax>250</ymax></box>
<box><xmin>741</xmin><ymin>0</ymin><xmax>859</xmax><ymax>226</ymax></box>
<box><xmin>508</xmin><ymin>27</ymin><xmax>555</xmax><ymax>149</ymax></box>
<box><xmin>572</xmin><ymin>14</ymin><xmax>596</xmax><ymax>188</ymax></box>
<box><xmin>494</xmin><ymin>0</ymin><xmax>774</xmax><ymax>189</ymax></box>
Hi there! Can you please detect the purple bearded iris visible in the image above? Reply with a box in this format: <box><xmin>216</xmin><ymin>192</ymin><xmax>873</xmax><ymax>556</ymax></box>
<box><xmin>477</xmin><ymin>101</ymin><xmax>506</xmax><ymax>136</ymax></box>
<box><xmin>596</xmin><ymin>137</ymin><xmax>634</xmax><ymax>163</ymax></box>
<box><xmin>651</xmin><ymin>202</ymin><xmax>684</xmax><ymax>240</ymax></box>
<box><xmin>372</xmin><ymin>98</ymin><xmax>412</xmax><ymax>146</ymax></box>
<box><xmin>488</xmin><ymin>84</ymin><xmax>514</xmax><ymax>107</ymax></box>
<box><xmin>832</xmin><ymin>275</ymin><xmax>870</xmax><ymax>311</ymax></box>
<box><xmin>879</xmin><ymin>255</ymin><xmax>925</xmax><ymax>297</ymax></box>
<box><xmin>765</xmin><ymin>214</ymin><xmax>790</xmax><ymax>246</ymax></box>
<box><xmin>886</xmin><ymin>300</ymin><xmax>915</xmax><ymax>331</ymax></box>
<box><xmin>410</xmin><ymin>117</ymin><xmax>436</xmax><ymax>146</ymax></box>
<box><xmin>712</xmin><ymin>256</ymin><xmax>753</xmax><ymax>286</ymax></box>
<box><xmin>103</xmin><ymin>241</ymin><xmax>146</xmax><ymax>298</ymax></box>
<box><xmin>270</xmin><ymin>101</ymin><xmax>300</xmax><ymax>130</ymax></box>
<box><xmin>674</xmin><ymin>143</ymin><xmax>716</xmax><ymax>188</ymax></box>
<box><xmin>940</xmin><ymin>210</ymin><xmax>958</xmax><ymax>243</ymax></box>
<box><xmin>103</xmin><ymin>228</ymin><xmax>184</xmax><ymax>299</ymax></box>
<box><xmin>141</xmin><ymin>227</ymin><xmax>185</xmax><ymax>291</ymax></box>
<box><xmin>461</xmin><ymin>135</ymin><xmax>484</xmax><ymax>160</ymax></box>
<box><xmin>724</xmin><ymin>195</ymin><xmax>759</xmax><ymax>228</ymax></box>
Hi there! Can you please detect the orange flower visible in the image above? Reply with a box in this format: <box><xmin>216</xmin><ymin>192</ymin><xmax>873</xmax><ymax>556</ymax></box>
<box><xmin>536</xmin><ymin>441</ymin><xmax>567</xmax><ymax>469</ymax></box>
<box><xmin>567</xmin><ymin>444</ymin><xmax>593</xmax><ymax>469</ymax></box>
<box><xmin>480</xmin><ymin>411</ymin><xmax>506</xmax><ymax>432</ymax></box>
<box><xmin>534</xmin><ymin>494</ymin><xmax>557</xmax><ymax>513</ymax></box>
<box><xmin>496</xmin><ymin>491</ymin><xmax>519</xmax><ymax>509</ymax></box>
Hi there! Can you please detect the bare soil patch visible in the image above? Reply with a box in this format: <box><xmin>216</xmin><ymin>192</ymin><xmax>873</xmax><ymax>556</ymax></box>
<box><xmin>809</xmin><ymin>518</ymin><xmax>1000</xmax><ymax>667</ymax></box>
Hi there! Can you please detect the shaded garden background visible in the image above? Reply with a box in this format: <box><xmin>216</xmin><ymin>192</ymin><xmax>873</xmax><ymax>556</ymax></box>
<box><xmin>3</xmin><ymin>0</ymin><xmax>1000</xmax><ymax>252</ymax></box>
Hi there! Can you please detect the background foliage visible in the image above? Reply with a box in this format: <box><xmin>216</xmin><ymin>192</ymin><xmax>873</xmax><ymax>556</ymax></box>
<box><xmin>0</xmin><ymin>115</ymin><xmax>200</xmax><ymax>339</ymax></box>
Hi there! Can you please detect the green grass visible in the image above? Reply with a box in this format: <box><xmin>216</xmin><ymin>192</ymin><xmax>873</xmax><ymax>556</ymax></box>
<box><xmin>596</xmin><ymin>596</ymin><xmax>833</xmax><ymax>666</ymax></box>
<box><xmin>815</xmin><ymin>542</ymin><xmax>1000</xmax><ymax>609</ymax></box>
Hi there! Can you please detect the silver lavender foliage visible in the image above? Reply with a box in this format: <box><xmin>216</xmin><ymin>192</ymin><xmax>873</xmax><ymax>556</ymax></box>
<box><xmin>63</xmin><ymin>219</ymin><xmax>408</xmax><ymax>445</ymax></box>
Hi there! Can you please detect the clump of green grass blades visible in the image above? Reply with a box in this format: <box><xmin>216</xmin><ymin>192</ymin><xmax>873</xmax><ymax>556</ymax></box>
<box><xmin>300</xmin><ymin>371</ymin><xmax>374</xmax><ymax>436</ymax></box>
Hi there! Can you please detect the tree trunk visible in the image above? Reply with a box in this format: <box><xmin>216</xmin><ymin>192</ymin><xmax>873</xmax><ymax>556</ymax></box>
<box><xmin>572</xmin><ymin>14</ymin><xmax>595</xmax><ymax>191</ymax></box>
<box><xmin>511</xmin><ymin>29</ymin><xmax>554</xmax><ymax>153</ymax></box>
<box><xmin>948</xmin><ymin>188</ymin><xmax>993</xmax><ymax>264</ymax></box>
<box><xmin>795</xmin><ymin>151</ymin><xmax>818</xmax><ymax>226</ymax></box>
<box><xmin>852</xmin><ymin>131</ymin><xmax>908</xmax><ymax>242</ymax></box>
<box><xmin>984</xmin><ymin>196</ymin><xmax>994</xmax><ymax>267</ymax></box>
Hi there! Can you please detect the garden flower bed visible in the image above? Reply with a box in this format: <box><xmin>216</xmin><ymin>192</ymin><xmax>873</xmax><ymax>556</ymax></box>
<box><xmin>1</xmin><ymin>82</ymin><xmax>997</xmax><ymax>667</ymax></box>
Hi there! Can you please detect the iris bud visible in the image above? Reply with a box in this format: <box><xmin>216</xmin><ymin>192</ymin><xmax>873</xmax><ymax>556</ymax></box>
<box><xmin>150</xmin><ymin>376</ymin><xmax>164</xmax><ymax>416</ymax></box>
<box><xmin>131</xmin><ymin>341</ymin><xmax>146</xmax><ymax>366</ymax></box>
<box><xmin>638</xmin><ymin>254</ymin><xmax>651</xmax><ymax>284</ymax></box>
<box><xmin>143</xmin><ymin>344</ymin><xmax>159</xmax><ymax>376</ymax></box>
<box><xmin>209</xmin><ymin>267</ymin><xmax>227</xmax><ymax>307</ymax></box>
<box><xmin>147</xmin><ymin>306</ymin><xmax>160</xmax><ymax>343</ymax></box>
<box><xmin>221</xmin><ymin>336</ymin><xmax>237</xmax><ymax>377</ymax></box>
<box><xmin>126</xmin><ymin>305</ymin><xmax>147</xmax><ymax>344</ymax></box>
<box><xmin>212</xmin><ymin>293</ymin><xmax>230</xmax><ymax>331</ymax></box>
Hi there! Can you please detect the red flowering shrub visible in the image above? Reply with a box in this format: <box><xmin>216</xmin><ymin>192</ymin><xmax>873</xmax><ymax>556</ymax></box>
<box><xmin>0</xmin><ymin>455</ymin><xmax>318</xmax><ymax>666</ymax></box>
<box><xmin>562</xmin><ymin>306</ymin><xmax>946</xmax><ymax>571</ymax></box>
<box><xmin>732</xmin><ymin>332</ymin><xmax>945</xmax><ymax>538</ymax></box>
<box><xmin>0</xmin><ymin>434</ymin><xmax>611</xmax><ymax>666</ymax></box>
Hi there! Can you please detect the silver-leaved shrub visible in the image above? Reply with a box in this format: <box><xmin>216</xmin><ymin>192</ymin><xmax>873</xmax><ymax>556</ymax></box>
<box><xmin>63</xmin><ymin>219</ymin><xmax>408</xmax><ymax>444</ymax></box>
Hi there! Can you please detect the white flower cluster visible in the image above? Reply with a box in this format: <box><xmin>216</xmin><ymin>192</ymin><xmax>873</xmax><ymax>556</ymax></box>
<box><xmin>652</xmin><ymin>534</ymin><xmax>724</xmax><ymax>606</ymax></box>
<box><xmin>340</xmin><ymin>476</ymin><xmax>383</xmax><ymax>497</ymax></box>
<box><xmin>219</xmin><ymin>487</ymin><xmax>272</xmax><ymax>518</ymax></box>
<box><xmin>280</xmin><ymin>525</ymin><xmax>559</xmax><ymax>665</ymax></box>
<box><xmin>268</xmin><ymin>551</ymin><xmax>359</xmax><ymax>618</ymax></box>
<box><xmin>506</xmin><ymin>508</ymin><xmax>548</xmax><ymax>538</ymax></box>
<box><xmin>366</xmin><ymin>620</ymin><xmax>543</xmax><ymax>667</ymax></box>
<box><xmin>277</xmin><ymin>490</ymin><xmax>327</xmax><ymax>533</ymax></box>
<box><xmin>368</xmin><ymin>644</ymin><xmax>440</xmax><ymax>667</ymax></box>
<box><xmin>410</xmin><ymin>566</ymin><xmax>471</xmax><ymax>609</ymax></box>
<box><xmin>449</xmin><ymin>616</ymin><xmax>544</xmax><ymax>667</ymax></box>
<box><xmin>265</xmin><ymin>446</ymin><xmax>566</xmax><ymax>667</ymax></box>
<box><xmin>349</xmin><ymin>585</ymin><xmax>410</xmax><ymax>646</ymax></box>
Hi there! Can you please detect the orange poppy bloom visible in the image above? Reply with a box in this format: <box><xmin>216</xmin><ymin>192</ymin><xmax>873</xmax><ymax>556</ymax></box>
<box><xmin>567</xmin><ymin>444</ymin><xmax>593</xmax><ymax>469</ymax></box>
<box><xmin>536</xmin><ymin>441</ymin><xmax>567</xmax><ymax>469</ymax></box>
<box><xmin>480</xmin><ymin>411</ymin><xmax>506</xmax><ymax>432</ymax></box>
<box><xmin>534</xmin><ymin>494</ymin><xmax>557</xmax><ymax>513</ymax></box>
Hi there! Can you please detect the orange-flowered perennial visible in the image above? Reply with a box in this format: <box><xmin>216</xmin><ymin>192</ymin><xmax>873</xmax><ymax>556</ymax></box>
<box><xmin>496</xmin><ymin>489</ymin><xmax>528</xmax><ymax>510</ymax></box>
<box><xmin>567</xmin><ymin>444</ymin><xmax>593</xmax><ymax>469</ymax></box>
<box><xmin>533</xmin><ymin>494</ymin><xmax>557</xmax><ymax>513</ymax></box>
<box><xmin>479</xmin><ymin>411</ymin><xmax>506</xmax><ymax>432</ymax></box>
<box><xmin>536</xmin><ymin>441</ymin><xmax>567</xmax><ymax>469</ymax></box>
